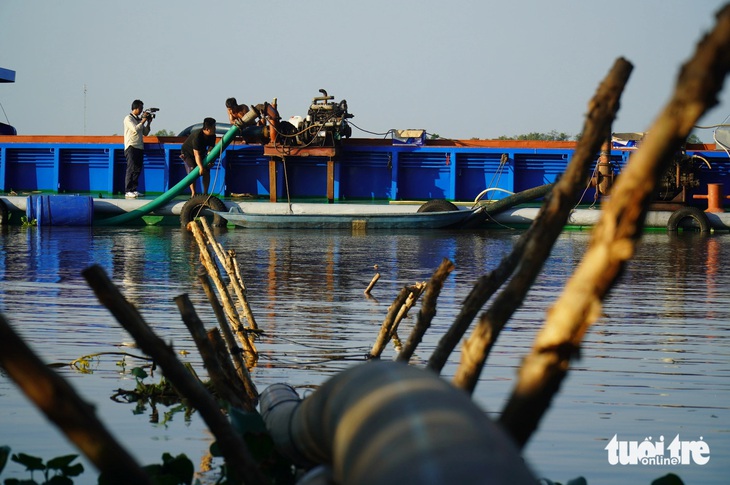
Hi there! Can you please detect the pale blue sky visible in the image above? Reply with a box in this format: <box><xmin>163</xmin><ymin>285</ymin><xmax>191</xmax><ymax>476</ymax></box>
<box><xmin>1</xmin><ymin>0</ymin><xmax>729</xmax><ymax>141</ymax></box>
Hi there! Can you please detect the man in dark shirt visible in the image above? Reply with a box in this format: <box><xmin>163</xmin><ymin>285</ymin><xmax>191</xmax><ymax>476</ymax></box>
<box><xmin>181</xmin><ymin>117</ymin><xmax>217</xmax><ymax>196</ymax></box>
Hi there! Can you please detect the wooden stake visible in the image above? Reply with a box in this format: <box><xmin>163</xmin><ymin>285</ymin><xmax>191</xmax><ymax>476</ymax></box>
<box><xmin>364</xmin><ymin>272</ymin><xmax>380</xmax><ymax>295</ymax></box>
<box><xmin>198</xmin><ymin>272</ymin><xmax>251</xmax><ymax>382</ymax></box>
<box><xmin>369</xmin><ymin>283</ymin><xmax>425</xmax><ymax>358</ymax></box>
<box><xmin>500</xmin><ymin>6</ymin><xmax>730</xmax><ymax>449</ymax></box>
<box><xmin>398</xmin><ymin>258</ymin><xmax>455</xmax><ymax>363</ymax></box>
<box><xmin>200</xmin><ymin>217</ymin><xmax>259</xmax><ymax>330</ymax></box>
<box><xmin>174</xmin><ymin>294</ymin><xmax>256</xmax><ymax>411</ymax></box>
<box><xmin>451</xmin><ymin>56</ymin><xmax>634</xmax><ymax>394</ymax></box>
<box><xmin>0</xmin><ymin>315</ymin><xmax>153</xmax><ymax>484</ymax></box>
<box><xmin>81</xmin><ymin>265</ymin><xmax>267</xmax><ymax>485</ymax></box>
<box><xmin>187</xmin><ymin>221</ymin><xmax>257</xmax><ymax>366</ymax></box>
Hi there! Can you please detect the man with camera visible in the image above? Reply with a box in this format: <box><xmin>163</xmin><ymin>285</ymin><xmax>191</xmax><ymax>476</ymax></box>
<box><xmin>123</xmin><ymin>99</ymin><xmax>153</xmax><ymax>198</ymax></box>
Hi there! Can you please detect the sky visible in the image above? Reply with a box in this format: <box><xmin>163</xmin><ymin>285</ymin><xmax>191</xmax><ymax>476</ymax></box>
<box><xmin>1</xmin><ymin>0</ymin><xmax>729</xmax><ymax>142</ymax></box>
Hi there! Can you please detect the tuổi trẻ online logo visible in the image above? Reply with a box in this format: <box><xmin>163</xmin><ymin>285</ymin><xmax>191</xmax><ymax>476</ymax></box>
<box><xmin>605</xmin><ymin>434</ymin><xmax>710</xmax><ymax>466</ymax></box>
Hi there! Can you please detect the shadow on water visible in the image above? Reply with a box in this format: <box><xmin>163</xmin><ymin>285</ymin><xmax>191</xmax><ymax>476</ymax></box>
<box><xmin>0</xmin><ymin>226</ymin><xmax>728</xmax><ymax>483</ymax></box>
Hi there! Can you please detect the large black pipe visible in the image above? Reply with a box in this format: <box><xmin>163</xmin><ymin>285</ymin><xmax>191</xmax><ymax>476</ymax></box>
<box><xmin>260</xmin><ymin>361</ymin><xmax>535</xmax><ymax>485</ymax></box>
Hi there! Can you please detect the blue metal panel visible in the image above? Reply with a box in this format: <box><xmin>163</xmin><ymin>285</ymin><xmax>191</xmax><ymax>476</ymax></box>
<box><xmin>455</xmin><ymin>151</ymin><xmax>514</xmax><ymax>201</ymax></box>
<box><xmin>0</xmin><ymin>147</ymin><xmax>6</xmax><ymax>191</ymax></box>
<box><xmin>224</xmin><ymin>146</ymin><xmax>269</xmax><ymax>197</ymax></box>
<box><xmin>139</xmin><ymin>146</ymin><xmax>167</xmax><ymax>195</ymax></box>
<box><xmin>113</xmin><ymin>148</ymin><xmax>127</xmax><ymax>194</ymax></box>
<box><xmin>59</xmin><ymin>148</ymin><xmax>111</xmax><ymax>193</ymax></box>
<box><xmin>398</xmin><ymin>151</ymin><xmax>452</xmax><ymax>200</ymax></box>
<box><xmin>284</xmin><ymin>156</ymin><xmax>328</xmax><ymax>198</ymax></box>
<box><xmin>5</xmin><ymin>148</ymin><xmax>56</xmax><ymax>191</ymax></box>
<box><xmin>339</xmin><ymin>150</ymin><xmax>392</xmax><ymax>200</ymax></box>
<box><xmin>513</xmin><ymin>151</ymin><xmax>570</xmax><ymax>191</ymax></box>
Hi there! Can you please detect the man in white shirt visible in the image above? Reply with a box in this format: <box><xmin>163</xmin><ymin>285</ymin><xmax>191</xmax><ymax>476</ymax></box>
<box><xmin>123</xmin><ymin>99</ymin><xmax>152</xmax><ymax>198</ymax></box>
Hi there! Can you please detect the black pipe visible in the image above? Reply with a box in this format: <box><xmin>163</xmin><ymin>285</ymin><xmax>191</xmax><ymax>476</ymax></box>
<box><xmin>260</xmin><ymin>361</ymin><xmax>535</xmax><ymax>485</ymax></box>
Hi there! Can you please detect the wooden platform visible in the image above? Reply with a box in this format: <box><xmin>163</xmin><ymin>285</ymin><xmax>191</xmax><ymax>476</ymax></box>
<box><xmin>263</xmin><ymin>145</ymin><xmax>339</xmax><ymax>203</ymax></box>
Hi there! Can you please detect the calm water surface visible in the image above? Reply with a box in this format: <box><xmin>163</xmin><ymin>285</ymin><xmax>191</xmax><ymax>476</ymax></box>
<box><xmin>0</xmin><ymin>225</ymin><xmax>728</xmax><ymax>484</ymax></box>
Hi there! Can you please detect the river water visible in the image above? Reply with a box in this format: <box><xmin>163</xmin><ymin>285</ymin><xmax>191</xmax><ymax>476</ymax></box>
<box><xmin>0</xmin><ymin>224</ymin><xmax>728</xmax><ymax>484</ymax></box>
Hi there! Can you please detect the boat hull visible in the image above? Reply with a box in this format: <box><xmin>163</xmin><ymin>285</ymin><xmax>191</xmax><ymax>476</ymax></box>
<box><xmin>213</xmin><ymin>207</ymin><xmax>471</xmax><ymax>230</ymax></box>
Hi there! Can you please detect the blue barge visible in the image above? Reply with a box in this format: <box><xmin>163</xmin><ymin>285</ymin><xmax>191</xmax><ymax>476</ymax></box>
<box><xmin>0</xmin><ymin>135</ymin><xmax>727</xmax><ymax>205</ymax></box>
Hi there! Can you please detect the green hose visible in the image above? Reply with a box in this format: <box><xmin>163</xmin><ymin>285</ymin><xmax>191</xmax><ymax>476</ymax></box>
<box><xmin>95</xmin><ymin>124</ymin><xmax>241</xmax><ymax>226</ymax></box>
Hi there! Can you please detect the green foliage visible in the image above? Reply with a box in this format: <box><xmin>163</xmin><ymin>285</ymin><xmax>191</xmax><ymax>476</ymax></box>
<box><xmin>2</xmin><ymin>451</ymin><xmax>84</xmax><ymax>484</ymax></box>
<box><xmin>686</xmin><ymin>133</ymin><xmax>702</xmax><ymax>144</ymax></box>
<box><xmin>498</xmin><ymin>130</ymin><xmax>576</xmax><ymax>141</ymax></box>
<box><xmin>20</xmin><ymin>216</ymin><xmax>36</xmax><ymax>227</ymax></box>
<box><xmin>153</xmin><ymin>129</ymin><xmax>176</xmax><ymax>137</ymax></box>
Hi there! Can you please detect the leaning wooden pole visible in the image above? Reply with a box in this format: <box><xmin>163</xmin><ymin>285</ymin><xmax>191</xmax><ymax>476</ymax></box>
<box><xmin>499</xmin><ymin>5</ymin><xmax>730</xmax><ymax>449</ymax></box>
<box><xmin>200</xmin><ymin>217</ymin><xmax>259</xmax><ymax>331</ymax></box>
<box><xmin>450</xmin><ymin>56</ymin><xmax>634</xmax><ymax>393</ymax></box>
<box><xmin>188</xmin><ymin>221</ymin><xmax>258</xmax><ymax>365</ymax></box>
<box><xmin>0</xmin><ymin>315</ymin><xmax>153</xmax><ymax>485</ymax></box>
<box><xmin>397</xmin><ymin>258</ymin><xmax>455</xmax><ymax>363</ymax></box>
<box><xmin>81</xmin><ymin>265</ymin><xmax>267</xmax><ymax>485</ymax></box>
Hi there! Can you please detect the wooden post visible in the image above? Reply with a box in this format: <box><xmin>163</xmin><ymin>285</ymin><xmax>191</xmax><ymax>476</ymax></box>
<box><xmin>269</xmin><ymin>157</ymin><xmax>278</xmax><ymax>202</ymax></box>
<box><xmin>81</xmin><ymin>265</ymin><xmax>267</xmax><ymax>485</ymax></box>
<box><xmin>327</xmin><ymin>157</ymin><xmax>335</xmax><ymax>203</ymax></box>
<box><xmin>398</xmin><ymin>259</ymin><xmax>455</xmax><ymax>363</ymax></box>
<box><xmin>187</xmin><ymin>221</ymin><xmax>257</xmax><ymax>366</ymax></box>
<box><xmin>0</xmin><ymin>315</ymin><xmax>153</xmax><ymax>485</ymax></box>
<box><xmin>499</xmin><ymin>7</ymin><xmax>730</xmax><ymax>449</ymax></box>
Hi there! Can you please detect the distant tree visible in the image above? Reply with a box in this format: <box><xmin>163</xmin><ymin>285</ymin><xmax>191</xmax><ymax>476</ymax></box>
<box><xmin>686</xmin><ymin>133</ymin><xmax>703</xmax><ymax>144</ymax></box>
<box><xmin>497</xmin><ymin>130</ymin><xmax>575</xmax><ymax>141</ymax></box>
<box><xmin>153</xmin><ymin>129</ymin><xmax>176</xmax><ymax>137</ymax></box>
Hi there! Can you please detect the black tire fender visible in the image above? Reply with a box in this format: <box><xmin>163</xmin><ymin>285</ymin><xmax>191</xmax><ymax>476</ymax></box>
<box><xmin>180</xmin><ymin>195</ymin><xmax>227</xmax><ymax>227</ymax></box>
<box><xmin>667</xmin><ymin>206</ymin><xmax>711</xmax><ymax>233</ymax></box>
<box><xmin>0</xmin><ymin>199</ymin><xmax>7</xmax><ymax>225</ymax></box>
<box><xmin>417</xmin><ymin>199</ymin><xmax>459</xmax><ymax>213</ymax></box>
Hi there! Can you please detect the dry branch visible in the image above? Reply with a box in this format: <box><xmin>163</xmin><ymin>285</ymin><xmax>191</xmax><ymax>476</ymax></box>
<box><xmin>200</xmin><ymin>217</ymin><xmax>259</xmax><ymax>331</ymax></box>
<box><xmin>449</xmin><ymin>57</ymin><xmax>634</xmax><ymax>393</ymax></box>
<box><xmin>174</xmin><ymin>294</ymin><xmax>256</xmax><ymax>411</ymax></box>
<box><xmin>499</xmin><ymin>5</ymin><xmax>730</xmax><ymax>448</ymax></box>
<box><xmin>368</xmin><ymin>283</ymin><xmax>426</xmax><ymax>358</ymax></box>
<box><xmin>397</xmin><ymin>258</ymin><xmax>455</xmax><ymax>363</ymax></box>
<box><xmin>0</xmin><ymin>314</ymin><xmax>153</xmax><ymax>484</ymax></box>
<box><xmin>187</xmin><ymin>220</ymin><xmax>257</xmax><ymax>366</ymax></box>
<box><xmin>81</xmin><ymin>264</ymin><xmax>267</xmax><ymax>485</ymax></box>
<box><xmin>198</xmin><ymin>271</ymin><xmax>252</xmax><ymax>387</ymax></box>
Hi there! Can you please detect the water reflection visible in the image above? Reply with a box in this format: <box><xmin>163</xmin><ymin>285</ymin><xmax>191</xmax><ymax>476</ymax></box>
<box><xmin>0</xmin><ymin>227</ymin><xmax>728</xmax><ymax>483</ymax></box>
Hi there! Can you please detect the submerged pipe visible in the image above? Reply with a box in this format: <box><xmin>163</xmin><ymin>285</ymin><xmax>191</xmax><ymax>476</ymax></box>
<box><xmin>461</xmin><ymin>182</ymin><xmax>555</xmax><ymax>228</ymax></box>
<box><xmin>94</xmin><ymin>122</ymin><xmax>243</xmax><ymax>226</ymax></box>
<box><xmin>259</xmin><ymin>361</ymin><xmax>535</xmax><ymax>485</ymax></box>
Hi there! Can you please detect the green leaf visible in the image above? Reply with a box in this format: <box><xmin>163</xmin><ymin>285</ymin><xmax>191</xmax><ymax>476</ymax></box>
<box><xmin>131</xmin><ymin>367</ymin><xmax>149</xmax><ymax>380</ymax></box>
<box><xmin>11</xmin><ymin>452</ymin><xmax>45</xmax><ymax>472</ymax></box>
<box><xmin>652</xmin><ymin>473</ymin><xmax>685</xmax><ymax>485</ymax></box>
<box><xmin>0</xmin><ymin>445</ymin><xmax>10</xmax><ymax>474</ymax></box>
<box><xmin>45</xmin><ymin>454</ymin><xmax>79</xmax><ymax>470</ymax></box>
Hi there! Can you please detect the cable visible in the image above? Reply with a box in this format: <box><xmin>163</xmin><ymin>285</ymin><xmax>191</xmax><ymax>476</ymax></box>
<box><xmin>0</xmin><ymin>102</ymin><xmax>10</xmax><ymax>125</ymax></box>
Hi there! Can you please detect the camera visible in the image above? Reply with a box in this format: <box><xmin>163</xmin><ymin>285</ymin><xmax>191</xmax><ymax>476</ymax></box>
<box><xmin>142</xmin><ymin>107</ymin><xmax>160</xmax><ymax>120</ymax></box>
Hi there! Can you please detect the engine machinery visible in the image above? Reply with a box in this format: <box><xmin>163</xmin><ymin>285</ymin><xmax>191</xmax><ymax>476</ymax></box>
<box><xmin>284</xmin><ymin>89</ymin><xmax>353</xmax><ymax>147</ymax></box>
<box><xmin>593</xmin><ymin>133</ymin><xmax>711</xmax><ymax>206</ymax></box>
<box><xmin>237</xmin><ymin>89</ymin><xmax>353</xmax><ymax>149</ymax></box>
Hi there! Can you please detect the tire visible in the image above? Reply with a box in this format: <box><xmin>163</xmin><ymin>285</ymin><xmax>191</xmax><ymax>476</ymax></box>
<box><xmin>0</xmin><ymin>199</ymin><xmax>7</xmax><ymax>225</ymax></box>
<box><xmin>417</xmin><ymin>199</ymin><xmax>459</xmax><ymax>213</ymax></box>
<box><xmin>180</xmin><ymin>195</ymin><xmax>227</xmax><ymax>228</ymax></box>
<box><xmin>667</xmin><ymin>206</ymin><xmax>711</xmax><ymax>233</ymax></box>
